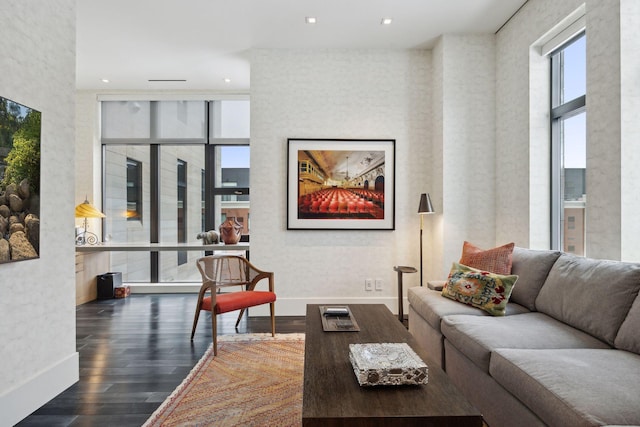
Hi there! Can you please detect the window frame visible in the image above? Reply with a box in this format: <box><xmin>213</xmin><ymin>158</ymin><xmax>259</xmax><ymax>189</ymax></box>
<box><xmin>100</xmin><ymin>98</ymin><xmax>250</xmax><ymax>282</ymax></box>
<box><xmin>549</xmin><ymin>31</ymin><xmax>586</xmax><ymax>252</ymax></box>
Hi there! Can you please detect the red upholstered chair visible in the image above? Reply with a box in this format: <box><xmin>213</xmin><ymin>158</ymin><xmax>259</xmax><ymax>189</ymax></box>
<box><xmin>191</xmin><ymin>255</ymin><xmax>276</xmax><ymax>355</ymax></box>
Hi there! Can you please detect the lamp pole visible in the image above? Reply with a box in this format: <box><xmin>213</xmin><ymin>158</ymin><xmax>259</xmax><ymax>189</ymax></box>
<box><xmin>420</xmin><ymin>212</ymin><xmax>424</xmax><ymax>287</ymax></box>
<box><xmin>418</xmin><ymin>193</ymin><xmax>435</xmax><ymax>287</ymax></box>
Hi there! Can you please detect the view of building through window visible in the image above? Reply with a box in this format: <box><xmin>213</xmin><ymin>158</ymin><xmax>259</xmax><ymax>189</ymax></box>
<box><xmin>177</xmin><ymin>159</ymin><xmax>187</xmax><ymax>265</ymax></box>
<box><xmin>216</xmin><ymin>146</ymin><xmax>250</xmax><ymax>237</ymax></box>
<box><xmin>126</xmin><ymin>158</ymin><xmax>142</xmax><ymax>221</ymax></box>
<box><xmin>551</xmin><ymin>33</ymin><xmax>586</xmax><ymax>256</ymax></box>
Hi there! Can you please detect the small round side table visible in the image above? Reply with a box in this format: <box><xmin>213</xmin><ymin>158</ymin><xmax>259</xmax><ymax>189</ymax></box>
<box><xmin>393</xmin><ymin>265</ymin><xmax>418</xmax><ymax>323</ymax></box>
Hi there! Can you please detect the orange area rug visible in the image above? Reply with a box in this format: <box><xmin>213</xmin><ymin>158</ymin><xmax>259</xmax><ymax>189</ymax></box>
<box><xmin>143</xmin><ymin>334</ymin><xmax>305</xmax><ymax>427</ymax></box>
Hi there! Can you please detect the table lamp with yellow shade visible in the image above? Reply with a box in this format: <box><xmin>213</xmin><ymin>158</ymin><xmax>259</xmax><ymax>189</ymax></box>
<box><xmin>75</xmin><ymin>199</ymin><xmax>105</xmax><ymax>245</ymax></box>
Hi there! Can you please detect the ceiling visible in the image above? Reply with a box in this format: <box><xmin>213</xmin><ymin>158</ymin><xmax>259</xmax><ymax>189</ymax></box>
<box><xmin>76</xmin><ymin>0</ymin><xmax>527</xmax><ymax>92</ymax></box>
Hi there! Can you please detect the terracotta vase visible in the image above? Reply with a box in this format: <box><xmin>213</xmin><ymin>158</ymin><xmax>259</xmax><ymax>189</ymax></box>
<box><xmin>219</xmin><ymin>217</ymin><xmax>243</xmax><ymax>244</ymax></box>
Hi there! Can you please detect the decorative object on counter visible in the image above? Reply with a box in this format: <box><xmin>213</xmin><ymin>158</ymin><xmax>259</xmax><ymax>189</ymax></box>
<box><xmin>219</xmin><ymin>217</ymin><xmax>243</xmax><ymax>244</ymax></box>
<box><xmin>75</xmin><ymin>198</ymin><xmax>105</xmax><ymax>245</ymax></box>
<box><xmin>349</xmin><ymin>342</ymin><xmax>428</xmax><ymax>386</ymax></box>
<box><xmin>417</xmin><ymin>193</ymin><xmax>435</xmax><ymax>287</ymax></box>
<box><xmin>196</xmin><ymin>229</ymin><xmax>219</xmax><ymax>245</ymax></box>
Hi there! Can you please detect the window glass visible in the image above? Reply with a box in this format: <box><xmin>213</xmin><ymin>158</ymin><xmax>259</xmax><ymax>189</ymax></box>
<box><xmin>154</xmin><ymin>101</ymin><xmax>206</xmax><ymax>139</ymax></box>
<box><xmin>210</xmin><ymin>100</ymin><xmax>250</xmax><ymax>138</ymax></box>
<box><xmin>561</xmin><ymin>36</ymin><xmax>586</xmax><ymax>104</ymax></box>
<box><xmin>158</xmin><ymin>145</ymin><xmax>205</xmax><ymax>281</ymax></box>
<box><xmin>215</xmin><ymin>146</ymin><xmax>250</xmax><ymax>186</ymax></box>
<box><xmin>126</xmin><ymin>158</ymin><xmax>142</xmax><ymax>221</ymax></box>
<box><xmin>213</xmin><ymin>145</ymin><xmax>250</xmax><ymax>238</ymax></box>
<box><xmin>102</xmin><ymin>101</ymin><xmax>151</xmax><ymax>139</ymax></box>
<box><xmin>551</xmin><ymin>32</ymin><xmax>586</xmax><ymax>256</ymax></box>
<box><xmin>104</xmin><ymin>146</ymin><xmax>151</xmax><ymax>281</ymax></box>
<box><xmin>561</xmin><ymin>112</ymin><xmax>586</xmax><ymax>256</ymax></box>
<box><xmin>177</xmin><ymin>159</ymin><xmax>187</xmax><ymax>265</ymax></box>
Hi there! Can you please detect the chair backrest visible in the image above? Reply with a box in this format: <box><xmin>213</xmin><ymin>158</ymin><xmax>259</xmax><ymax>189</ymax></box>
<box><xmin>196</xmin><ymin>255</ymin><xmax>252</xmax><ymax>289</ymax></box>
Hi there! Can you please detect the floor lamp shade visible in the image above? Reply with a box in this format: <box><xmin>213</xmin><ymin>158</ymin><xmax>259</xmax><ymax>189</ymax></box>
<box><xmin>418</xmin><ymin>193</ymin><xmax>435</xmax><ymax>286</ymax></box>
<box><xmin>418</xmin><ymin>193</ymin><xmax>435</xmax><ymax>214</ymax></box>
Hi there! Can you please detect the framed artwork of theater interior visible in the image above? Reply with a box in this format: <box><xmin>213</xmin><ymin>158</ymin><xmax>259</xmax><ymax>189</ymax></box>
<box><xmin>287</xmin><ymin>138</ymin><xmax>395</xmax><ymax>230</ymax></box>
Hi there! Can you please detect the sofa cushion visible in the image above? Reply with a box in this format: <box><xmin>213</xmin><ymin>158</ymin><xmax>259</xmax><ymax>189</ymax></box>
<box><xmin>442</xmin><ymin>262</ymin><xmax>519</xmax><ymax>316</ymax></box>
<box><xmin>615</xmin><ymin>294</ymin><xmax>640</xmax><ymax>353</ymax></box>
<box><xmin>491</xmin><ymin>349</ymin><xmax>640</xmax><ymax>426</ymax></box>
<box><xmin>459</xmin><ymin>241</ymin><xmax>515</xmax><ymax>274</ymax></box>
<box><xmin>535</xmin><ymin>254</ymin><xmax>640</xmax><ymax>346</ymax></box>
<box><xmin>408</xmin><ymin>286</ymin><xmax>529</xmax><ymax>332</ymax></box>
<box><xmin>509</xmin><ymin>247</ymin><xmax>561</xmax><ymax>311</ymax></box>
<box><xmin>441</xmin><ymin>312</ymin><xmax>610</xmax><ymax>373</ymax></box>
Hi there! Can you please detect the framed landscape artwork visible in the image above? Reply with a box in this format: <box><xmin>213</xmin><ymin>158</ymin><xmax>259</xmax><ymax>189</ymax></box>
<box><xmin>287</xmin><ymin>138</ymin><xmax>395</xmax><ymax>230</ymax></box>
<box><xmin>0</xmin><ymin>96</ymin><xmax>41</xmax><ymax>263</ymax></box>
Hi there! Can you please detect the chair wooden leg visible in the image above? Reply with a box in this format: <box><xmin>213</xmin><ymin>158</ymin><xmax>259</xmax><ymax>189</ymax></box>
<box><xmin>235</xmin><ymin>308</ymin><xmax>246</xmax><ymax>328</ymax></box>
<box><xmin>191</xmin><ymin>308</ymin><xmax>201</xmax><ymax>341</ymax></box>
<box><xmin>212</xmin><ymin>311</ymin><xmax>218</xmax><ymax>356</ymax></box>
<box><xmin>270</xmin><ymin>302</ymin><xmax>275</xmax><ymax>337</ymax></box>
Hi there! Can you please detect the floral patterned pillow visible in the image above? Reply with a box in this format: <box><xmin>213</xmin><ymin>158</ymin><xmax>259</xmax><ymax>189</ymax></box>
<box><xmin>459</xmin><ymin>241</ymin><xmax>515</xmax><ymax>275</ymax></box>
<box><xmin>442</xmin><ymin>262</ymin><xmax>519</xmax><ymax>316</ymax></box>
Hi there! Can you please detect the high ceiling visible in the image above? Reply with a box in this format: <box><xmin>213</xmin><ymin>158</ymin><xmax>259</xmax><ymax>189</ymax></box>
<box><xmin>76</xmin><ymin>0</ymin><xmax>527</xmax><ymax>92</ymax></box>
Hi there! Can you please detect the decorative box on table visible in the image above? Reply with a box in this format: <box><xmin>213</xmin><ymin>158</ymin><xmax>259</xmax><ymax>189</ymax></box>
<box><xmin>349</xmin><ymin>343</ymin><xmax>428</xmax><ymax>386</ymax></box>
<box><xmin>114</xmin><ymin>286</ymin><xmax>130</xmax><ymax>298</ymax></box>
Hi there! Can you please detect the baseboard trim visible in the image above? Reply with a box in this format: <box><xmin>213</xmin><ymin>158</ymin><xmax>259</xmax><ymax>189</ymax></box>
<box><xmin>127</xmin><ymin>284</ymin><xmax>405</xmax><ymax>317</ymax></box>
<box><xmin>1</xmin><ymin>352</ymin><xmax>79</xmax><ymax>426</ymax></box>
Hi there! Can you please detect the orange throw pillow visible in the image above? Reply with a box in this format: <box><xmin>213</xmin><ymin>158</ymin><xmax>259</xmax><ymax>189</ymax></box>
<box><xmin>459</xmin><ymin>241</ymin><xmax>515</xmax><ymax>275</ymax></box>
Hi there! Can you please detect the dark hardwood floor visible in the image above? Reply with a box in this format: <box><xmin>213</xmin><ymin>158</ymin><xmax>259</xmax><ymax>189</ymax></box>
<box><xmin>18</xmin><ymin>294</ymin><xmax>306</xmax><ymax>427</ymax></box>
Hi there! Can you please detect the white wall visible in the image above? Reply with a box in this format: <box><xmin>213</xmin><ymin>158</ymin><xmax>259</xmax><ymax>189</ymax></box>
<box><xmin>0</xmin><ymin>1</ymin><xmax>78</xmax><ymax>425</ymax></box>
<box><xmin>431</xmin><ymin>35</ymin><xmax>497</xmax><ymax>278</ymax></box>
<box><xmin>619</xmin><ymin>0</ymin><xmax>640</xmax><ymax>262</ymax></box>
<box><xmin>250</xmin><ymin>49</ymin><xmax>430</xmax><ymax>315</ymax></box>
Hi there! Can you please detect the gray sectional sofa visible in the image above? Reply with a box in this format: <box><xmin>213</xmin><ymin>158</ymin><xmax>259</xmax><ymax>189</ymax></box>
<box><xmin>408</xmin><ymin>247</ymin><xmax>640</xmax><ymax>427</ymax></box>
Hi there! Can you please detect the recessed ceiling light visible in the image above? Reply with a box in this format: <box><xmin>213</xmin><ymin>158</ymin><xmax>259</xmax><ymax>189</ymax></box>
<box><xmin>381</xmin><ymin>18</ymin><xmax>393</xmax><ymax>25</ymax></box>
<box><xmin>224</xmin><ymin>78</ymin><xmax>231</xmax><ymax>83</ymax></box>
<box><xmin>305</xmin><ymin>16</ymin><xmax>317</xmax><ymax>24</ymax></box>
<box><xmin>101</xmin><ymin>78</ymin><xmax>110</xmax><ymax>83</ymax></box>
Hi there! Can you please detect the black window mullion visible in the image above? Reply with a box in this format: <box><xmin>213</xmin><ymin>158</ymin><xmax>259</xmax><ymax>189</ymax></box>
<box><xmin>150</xmin><ymin>144</ymin><xmax>159</xmax><ymax>282</ymax></box>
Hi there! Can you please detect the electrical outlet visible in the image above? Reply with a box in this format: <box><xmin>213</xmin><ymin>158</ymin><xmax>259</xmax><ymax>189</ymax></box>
<box><xmin>375</xmin><ymin>279</ymin><xmax>383</xmax><ymax>291</ymax></box>
<box><xmin>365</xmin><ymin>278</ymin><xmax>373</xmax><ymax>291</ymax></box>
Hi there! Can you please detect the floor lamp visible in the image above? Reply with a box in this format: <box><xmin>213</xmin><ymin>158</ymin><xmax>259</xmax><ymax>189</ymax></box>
<box><xmin>418</xmin><ymin>193</ymin><xmax>435</xmax><ymax>287</ymax></box>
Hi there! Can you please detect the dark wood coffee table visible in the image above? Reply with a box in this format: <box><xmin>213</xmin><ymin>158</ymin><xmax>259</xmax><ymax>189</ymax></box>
<box><xmin>303</xmin><ymin>304</ymin><xmax>482</xmax><ymax>426</ymax></box>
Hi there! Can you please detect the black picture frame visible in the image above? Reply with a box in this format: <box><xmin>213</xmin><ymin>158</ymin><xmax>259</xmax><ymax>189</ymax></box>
<box><xmin>287</xmin><ymin>138</ymin><xmax>395</xmax><ymax>230</ymax></box>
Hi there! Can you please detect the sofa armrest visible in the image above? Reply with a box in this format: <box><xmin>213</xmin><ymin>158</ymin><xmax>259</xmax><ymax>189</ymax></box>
<box><xmin>427</xmin><ymin>280</ymin><xmax>446</xmax><ymax>291</ymax></box>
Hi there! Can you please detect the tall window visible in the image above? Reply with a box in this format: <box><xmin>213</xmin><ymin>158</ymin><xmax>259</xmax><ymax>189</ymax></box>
<box><xmin>177</xmin><ymin>159</ymin><xmax>187</xmax><ymax>265</ymax></box>
<box><xmin>102</xmin><ymin>99</ymin><xmax>250</xmax><ymax>282</ymax></box>
<box><xmin>126</xmin><ymin>158</ymin><xmax>142</xmax><ymax>221</ymax></box>
<box><xmin>551</xmin><ymin>33</ymin><xmax>586</xmax><ymax>256</ymax></box>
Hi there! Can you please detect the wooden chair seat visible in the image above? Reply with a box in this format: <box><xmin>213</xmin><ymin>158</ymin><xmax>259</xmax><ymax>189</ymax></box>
<box><xmin>202</xmin><ymin>290</ymin><xmax>276</xmax><ymax>314</ymax></box>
